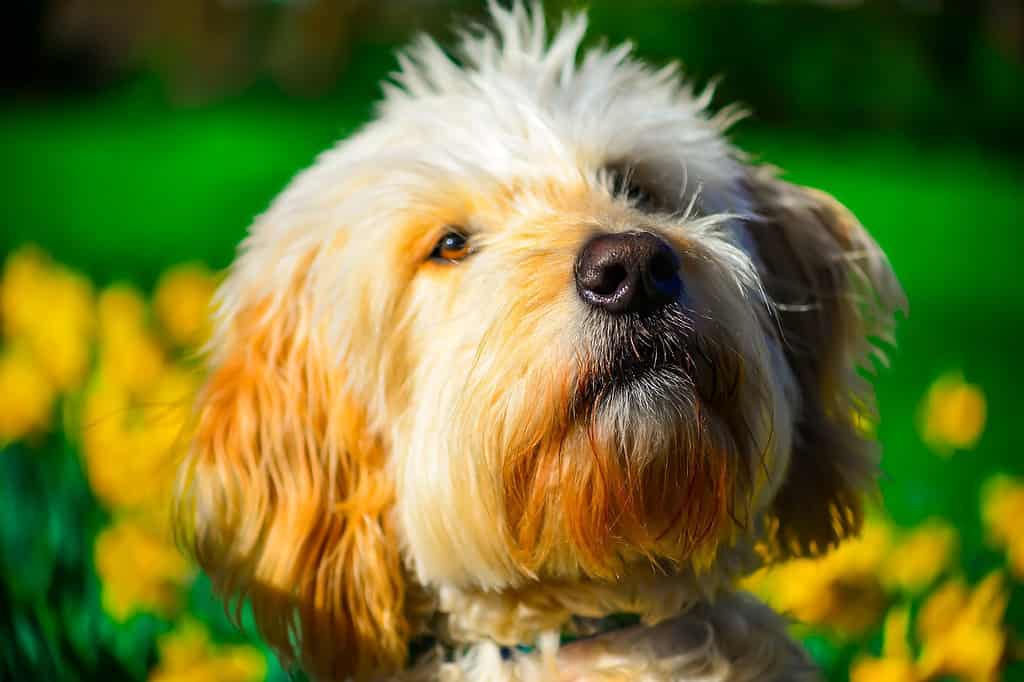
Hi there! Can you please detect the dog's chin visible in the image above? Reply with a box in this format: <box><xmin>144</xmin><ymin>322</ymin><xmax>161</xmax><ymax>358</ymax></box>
<box><xmin>498</xmin><ymin>306</ymin><xmax>757</xmax><ymax>580</ymax></box>
<box><xmin>572</xmin><ymin>305</ymin><xmax>734</xmax><ymax>424</ymax></box>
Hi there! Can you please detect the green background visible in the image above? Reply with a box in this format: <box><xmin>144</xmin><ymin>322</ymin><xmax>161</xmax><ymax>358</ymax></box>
<box><xmin>2</xmin><ymin>1</ymin><xmax>1022</xmax><ymax>680</ymax></box>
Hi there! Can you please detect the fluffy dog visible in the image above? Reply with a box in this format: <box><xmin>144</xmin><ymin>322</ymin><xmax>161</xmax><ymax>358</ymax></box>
<box><xmin>175</xmin><ymin>3</ymin><xmax>904</xmax><ymax>680</ymax></box>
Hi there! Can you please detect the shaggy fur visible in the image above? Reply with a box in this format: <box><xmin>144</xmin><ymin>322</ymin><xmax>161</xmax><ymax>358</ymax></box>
<box><xmin>175</xmin><ymin>3</ymin><xmax>904</xmax><ymax>680</ymax></box>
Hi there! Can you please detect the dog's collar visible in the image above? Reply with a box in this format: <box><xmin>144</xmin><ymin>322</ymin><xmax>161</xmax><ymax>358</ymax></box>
<box><xmin>409</xmin><ymin>613</ymin><xmax>643</xmax><ymax>666</ymax></box>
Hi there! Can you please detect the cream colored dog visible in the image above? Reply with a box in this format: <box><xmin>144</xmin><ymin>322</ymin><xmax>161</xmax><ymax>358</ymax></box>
<box><xmin>175</xmin><ymin>3</ymin><xmax>904</xmax><ymax>680</ymax></box>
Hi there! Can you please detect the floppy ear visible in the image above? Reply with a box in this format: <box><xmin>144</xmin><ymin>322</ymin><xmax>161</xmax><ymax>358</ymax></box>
<box><xmin>174</xmin><ymin>275</ymin><xmax>409</xmax><ymax>680</ymax></box>
<box><xmin>745</xmin><ymin>166</ymin><xmax>905</xmax><ymax>557</ymax></box>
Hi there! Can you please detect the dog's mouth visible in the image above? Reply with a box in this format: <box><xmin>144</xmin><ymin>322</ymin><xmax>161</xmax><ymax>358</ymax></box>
<box><xmin>571</xmin><ymin>305</ymin><xmax>742</xmax><ymax>417</ymax></box>
<box><xmin>573</xmin><ymin>306</ymin><xmax>691</xmax><ymax>412</ymax></box>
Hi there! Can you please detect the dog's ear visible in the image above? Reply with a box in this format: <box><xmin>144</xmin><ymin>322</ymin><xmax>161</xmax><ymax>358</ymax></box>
<box><xmin>175</xmin><ymin>273</ymin><xmax>409</xmax><ymax>680</ymax></box>
<box><xmin>745</xmin><ymin>166</ymin><xmax>905</xmax><ymax>558</ymax></box>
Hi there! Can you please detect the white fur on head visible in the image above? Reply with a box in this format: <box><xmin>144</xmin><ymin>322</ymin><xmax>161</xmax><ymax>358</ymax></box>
<box><xmin>381</xmin><ymin>0</ymin><xmax>748</xmax><ymax>216</ymax></box>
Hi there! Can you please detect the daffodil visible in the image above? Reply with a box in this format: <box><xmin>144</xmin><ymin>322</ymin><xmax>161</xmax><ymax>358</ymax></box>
<box><xmin>149</xmin><ymin>619</ymin><xmax>266</xmax><ymax>682</ymax></box>
<box><xmin>0</xmin><ymin>346</ymin><xmax>56</xmax><ymax>441</ymax></box>
<box><xmin>80</xmin><ymin>365</ymin><xmax>199</xmax><ymax>514</ymax></box>
<box><xmin>746</xmin><ymin>516</ymin><xmax>961</xmax><ymax>640</ymax></box>
<box><xmin>742</xmin><ymin>519</ymin><xmax>891</xmax><ymax>637</ymax></box>
<box><xmin>1</xmin><ymin>246</ymin><xmax>50</xmax><ymax>338</ymax></box>
<box><xmin>916</xmin><ymin>572</ymin><xmax>1008</xmax><ymax>682</ymax></box>
<box><xmin>153</xmin><ymin>263</ymin><xmax>218</xmax><ymax>350</ymax></box>
<box><xmin>850</xmin><ymin>606</ymin><xmax>917</xmax><ymax>682</ymax></box>
<box><xmin>850</xmin><ymin>572</ymin><xmax>1009</xmax><ymax>682</ymax></box>
<box><xmin>97</xmin><ymin>285</ymin><xmax>166</xmax><ymax>394</ymax></box>
<box><xmin>850</xmin><ymin>658</ymin><xmax>919</xmax><ymax>682</ymax></box>
<box><xmin>1</xmin><ymin>246</ymin><xmax>94</xmax><ymax>392</ymax></box>
<box><xmin>880</xmin><ymin>520</ymin><xmax>956</xmax><ymax>593</ymax></box>
<box><xmin>94</xmin><ymin>516</ymin><xmax>192</xmax><ymax>621</ymax></box>
<box><xmin>918</xmin><ymin>371</ymin><xmax>986</xmax><ymax>454</ymax></box>
<box><xmin>981</xmin><ymin>475</ymin><xmax>1024</xmax><ymax>579</ymax></box>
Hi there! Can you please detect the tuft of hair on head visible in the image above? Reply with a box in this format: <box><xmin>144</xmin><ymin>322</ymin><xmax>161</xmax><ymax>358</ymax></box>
<box><xmin>173</xmin><ymin>263</ymin><xmax>410</xmax><ymax>681</ymax></box>
<box><xmin>744</xmin><ymin>165</ymin><xmax>906</xmax><ymax>559</ymax></box>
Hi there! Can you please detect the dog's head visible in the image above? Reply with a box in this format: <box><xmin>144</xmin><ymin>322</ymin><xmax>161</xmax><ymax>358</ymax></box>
<box><xmin>175</xmin><ymin>4</ymin><xmax>904</xmax><ymax>679</ymax></box>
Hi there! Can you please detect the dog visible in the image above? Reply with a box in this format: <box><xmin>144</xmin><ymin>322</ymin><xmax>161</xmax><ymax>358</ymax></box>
<box><xmin>174</xmin><ymin>3</ymin><xmax>904</xmax><ymax>680</ymax></box>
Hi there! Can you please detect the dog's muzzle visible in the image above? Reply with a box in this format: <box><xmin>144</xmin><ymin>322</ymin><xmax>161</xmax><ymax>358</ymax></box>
<box><xmin>574</xmin><ymin>231</ymin><xmax>682</xmax><ymax>315</ymax></box>
<box><xmin>572</xmin><ymin>231</ymin><xmax>700</xmax><ymax>411</ymax></box>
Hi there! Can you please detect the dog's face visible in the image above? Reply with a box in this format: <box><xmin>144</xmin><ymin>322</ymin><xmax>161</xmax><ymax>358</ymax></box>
<box><xmin>176</xmin><ymin>6</ymin><xmax>903</xmax><ymax>680</ymax></box>
<box><xmin>391</xmin><ymin>159</ymin><xmax>791</xmax><ymax>589</ymax></box>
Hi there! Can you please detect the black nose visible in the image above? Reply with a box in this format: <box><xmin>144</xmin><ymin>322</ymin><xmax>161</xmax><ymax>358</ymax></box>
<box><xmin>574</xmin><ymin>231</ymin><xmax>683</xmax><ymax>314</ymax></box>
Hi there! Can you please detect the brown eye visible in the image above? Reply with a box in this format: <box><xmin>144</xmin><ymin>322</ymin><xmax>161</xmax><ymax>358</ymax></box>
<box><xmin>606</xmin><ymin>164</ymin><xmax>660</xmax><ymax>212</ymax></box>
<box><xmin>612</xmin><ymin>173</ymin><xmax>653</xmax><ymax>209</ymax></box>
<box><xmin>430</xmin><ymin>230</ymin><xmax>471</xmax><ymax>262</ymax></box>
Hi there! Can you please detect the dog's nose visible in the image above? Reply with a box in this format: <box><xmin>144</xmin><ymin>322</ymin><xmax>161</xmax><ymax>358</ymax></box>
<box><xmin>574</xmin><ymin>231</ymin><xmax>682</xmax><ymax>314</ymax></box>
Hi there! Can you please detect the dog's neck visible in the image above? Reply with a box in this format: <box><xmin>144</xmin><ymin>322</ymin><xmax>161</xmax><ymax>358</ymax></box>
<box><xmin>409</xmin><ymin>612</ymin><xmax>643</xmax><ymax>670</ymax></box>
<box><xmin>397</xmin><ymin>555</ymin><xmax>814</xmax><ymax>681</ymax></box>
<box><xmin>409</xmin><ymin>539</ymin><xmax>762</xmax><ymax>655</ymax></box>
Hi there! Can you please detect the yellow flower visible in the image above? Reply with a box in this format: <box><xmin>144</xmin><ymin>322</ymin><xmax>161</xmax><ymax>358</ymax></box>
<box><xmin>850</xmin><ymin>573</ymin><xmax>1010</xmax><ymax>682</ymax></box>
<box><xmin>94</xmin><ymin>516</ymin><xmax>192</xmax><ymax>621</ymax></box>
<box><xmin>149</xmin><ymin>619</ymin><xmax>266</xmax><ymax>682</ymax></box>
<box><xmin>1</xmin><ymin>246</ymin><xmax>48</xmax><ymax>335</ymax></box>
<box><xmin>1</xmin><ymin>246</ymin><xmax>94</xmax><ymax>392</ymax></box>
<box><xmin>80</xmin><ymin>365</ymin><xmax>199</xmax><ymax>513</ymax></box>
<box><xmin>743</xmin><ymin>519</ymin><xmax>891</xmax><ymax>637</ymax></box>
<box><xmin>850</xmin><ymin>607</ymin><xmax>918</xmax><ymax>682</ymax></box>
<box><xmin>153</xmin><ymin>264</ymin><xmax>218</xmax><ymax>349</ymax></box>
<box><xmin>880</xmin><ymin>520</ymin><xmax>957</xmax><ymax>593</ymax></box>
<box><xmin>981</xmin><ymin>475</ymin><xmax>1024</xmax><ymax>579</ymax></box>
<box><xmin>0</xmin><ymin>346</ymin><xmax>57</xmax><ymax>441</ymax></box>
<box><xmin>745</xmin><ymin>516</ymin><xmax>964</xmax><ymax>639</ymax></box>
<box><xmin>850</xmin><ymin>658</ymin><xmax>919</xmax><ymax>682</ymax></box>
<box><xmin>916</xmin><ymin>572</ymin><xmax>1008</xmax><ymax>682</ymax></box>
<box><xmin>154</xmin><ymin>619</ymin><xmax>212</xmax><ymax>671</ymax></box>
<box><xmin>918</xmin><ymin>371</ymin><xmax>986</xmax><ymax>454</ymax></box>
<box><xmin>97</xmin><ymin>285</ymin><xmax>165</xmax><ymax>394</ymax></box>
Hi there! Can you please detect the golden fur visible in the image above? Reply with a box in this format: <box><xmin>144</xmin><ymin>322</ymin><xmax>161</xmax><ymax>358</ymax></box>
<box><xmin>175</xmin><ymin>3</ymin><xmax>904</xmax><ymax>680</ymax></box>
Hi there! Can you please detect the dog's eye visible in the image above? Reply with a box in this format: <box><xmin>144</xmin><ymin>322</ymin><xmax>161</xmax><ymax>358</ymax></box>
<box><xmin>606</xmin><ymin>166</ymin><xmax>658</xmax><ymax>212</ymax></box>
<box><xmin>429</xmin><ymin>230</ymin><xmax>471</xmax><ymax>263</ymax></box>
<box><xmin>614</xmin><ymin>176</ymin><xmax>651</xmax><ymax>207</ymax></box>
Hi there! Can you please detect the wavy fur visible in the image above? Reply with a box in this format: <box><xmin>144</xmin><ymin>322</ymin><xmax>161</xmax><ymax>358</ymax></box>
<box><xmin>174</xmin><ymin>3</ymin><xmax>902</xmax><ymax>680</ymax></box>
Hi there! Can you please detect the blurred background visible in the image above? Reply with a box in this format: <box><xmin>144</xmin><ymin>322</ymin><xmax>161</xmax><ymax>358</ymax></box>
<box><xmin>1</xmin><ymin>1</ymin><xmax>1022</xmax><ymax>680</ymax></box>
